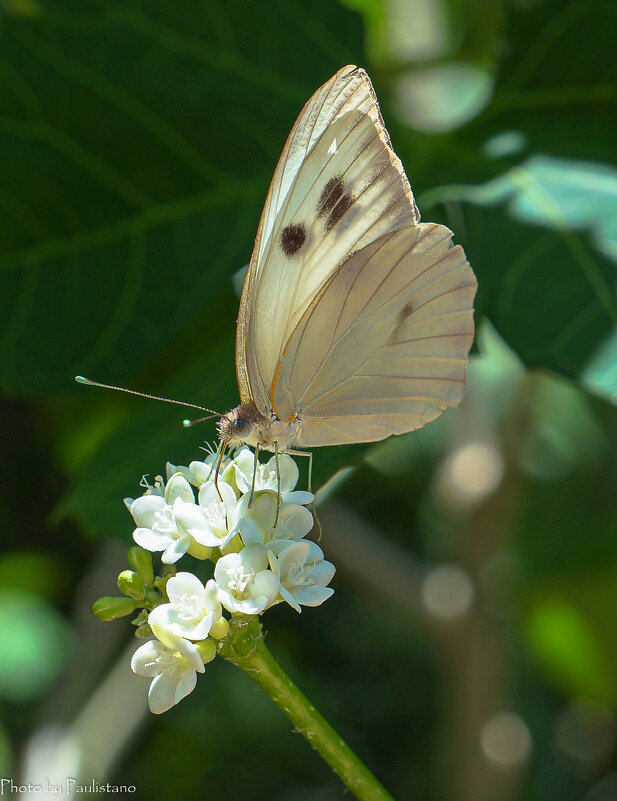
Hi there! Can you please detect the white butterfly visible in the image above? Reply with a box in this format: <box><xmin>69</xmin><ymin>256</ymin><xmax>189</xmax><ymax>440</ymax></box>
<box><xmin>217</xmin><ymin>65</ymin><xmax>477</xmax><ymax>457</ymax></box>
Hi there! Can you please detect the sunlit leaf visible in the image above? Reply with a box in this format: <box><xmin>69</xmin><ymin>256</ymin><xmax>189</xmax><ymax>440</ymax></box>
<box><xmin>525</xmin><ymin>598</ymin><xmax>615</xmax><ymax>703</ymax></box>
<box><xmin>0</xmin><ymin>591</ymin><xmax>74</xmax><ymax>702</ymax></box>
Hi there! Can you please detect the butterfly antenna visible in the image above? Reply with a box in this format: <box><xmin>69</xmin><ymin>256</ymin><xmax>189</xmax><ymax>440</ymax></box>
<box><xmin>75</xmin><ymin>376</ymin><xmax>222</xmax><ymax>417</ymax></box>
<box><xmin>182</xmin><ymin>415</ymin><xmax>219</xmax><ymax>427</ymax></box>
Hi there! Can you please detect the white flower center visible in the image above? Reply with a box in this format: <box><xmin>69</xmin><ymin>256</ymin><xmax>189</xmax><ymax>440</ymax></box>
<box><xmin>224</xmin><ymin>565</ymin><xmax>255</xmax><ymax>598</ymax></box>
<box><xmin>149</xmin><ymin>650</ymin><xmax>178</xmax><ymax>677</ymax></box>
<box><xmin>255</xmin><ymin>465</ymin><xmax>277</xmax><ymax>491</ymax></box>
<box><xmin>286</xmin><ymin>559</ymin><xmax>314</xmax><ymax>587</ymax></box>
<box><xmin>204</xmin><ymin>501</ymin><xmax>227</xmax><ymax>533</ymax></box>
<box><xmin>153</xmin><ymin>505</ymin><xmax>175</xmax><ymax>535</ymax></box>
<box><xmin>173</xmin><ymin>592</ymin><xmax>202</xmax><ymax>622</ymax></box>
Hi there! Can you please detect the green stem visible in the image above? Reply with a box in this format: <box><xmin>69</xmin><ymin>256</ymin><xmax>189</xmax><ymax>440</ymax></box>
<box><xmin>218</xmin><ymin>614</ymin><xmax>396</xmax><ymax>801</ymax></box>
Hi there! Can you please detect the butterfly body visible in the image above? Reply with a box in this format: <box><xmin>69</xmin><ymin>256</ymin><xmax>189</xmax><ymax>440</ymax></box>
<box><xmin>222</xmin><ymin>65</ymin><xmax>477</xmax><ymax>457</ymax></box>
<box><xmin>218</xmin><ymin>402</ymin><xmax>302</xmax><ymax>451</ymax></box>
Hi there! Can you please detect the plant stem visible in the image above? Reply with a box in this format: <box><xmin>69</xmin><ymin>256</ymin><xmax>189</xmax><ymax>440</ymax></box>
<box><xmin>218</xmin><ymin>614</ymin><xmax>396</xmax><ymax>801</ymax></box>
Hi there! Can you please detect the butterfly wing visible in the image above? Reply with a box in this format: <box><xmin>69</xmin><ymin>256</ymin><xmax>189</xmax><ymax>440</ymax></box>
<box><xmin>236</xmin><ymin>65</ymin><xmax>419</xmax><ymax>412</ymax></box>
<box><xmin>270</xmin><ymin>222</ymin><xmax>477</xmax><ymax>446</ymax></box>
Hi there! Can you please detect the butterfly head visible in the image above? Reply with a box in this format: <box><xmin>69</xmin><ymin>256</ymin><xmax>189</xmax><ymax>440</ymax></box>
<box><xmin>217</xmin><ymin>402</ymin><xmax>265</xmax><ymax>447</ymax></box>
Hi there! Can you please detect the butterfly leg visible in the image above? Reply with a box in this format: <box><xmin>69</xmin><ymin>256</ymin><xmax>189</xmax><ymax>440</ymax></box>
<box><xmin>213</xmin><ymin>442</ymin><xmax>227</xmax><ymax>503</ymax></box>
<box><xmin>273</xmin><ymin>441</ymin><xmax>282</xmax><ymax>528</ymax></box>
<box><xmin>248</xmin><ymin>443</ymin><xmax>260</xmax><ymax>509</ymax></box>
<box><xmin>208</xmin><ymin>439</ymin><xmax>225</xmax><ymax>481</ymax></box>
<box><xmin>281</xmin><ymin>448</ymin><xmax>322</xmax><ymax>541</ymax></box>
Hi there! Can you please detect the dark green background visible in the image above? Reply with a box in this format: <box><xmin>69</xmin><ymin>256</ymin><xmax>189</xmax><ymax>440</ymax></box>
<box><xmin>1</xmin><ymin>1</ymin><xmax>617</xmax><ymax>799</ymax></box>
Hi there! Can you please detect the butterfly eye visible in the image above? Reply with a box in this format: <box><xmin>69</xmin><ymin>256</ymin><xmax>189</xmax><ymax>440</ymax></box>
<box><xmin>232</xmin><ymin>418</ymin><xmax>251</xmax><ymax>436</ymax></box>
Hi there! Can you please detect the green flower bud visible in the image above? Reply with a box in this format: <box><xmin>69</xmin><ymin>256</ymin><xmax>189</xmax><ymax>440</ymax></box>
<box><xmin>220</xmin><ymin>533</ymin><xmax>244</xmax><ymax>556</ymax></box>
<box><xmin>118</xmin><ymin>570</ymin><xmax>146</xmax><ymax>600</ymax></box>
<box><xmin>127</xmin><ymin>546</ymin><xmax>154</xmax><ymax>583</ymax></box>
<box><xmin>196</xmin><ymin>639</ymin><xmax>217</xmax><ymax>665</ymax></box>
<box><xmin>131</xmin><ymin>609</ymin><xmax>149</xmax><ymax>627</ymax></box>
<box><xmin>209</xmin><ymin>617</ymin><xmax>230</xmax><ymax>640</ymax></box>
<box><xmin>134</xmin><ymin>623</ymin><xmax>152</xmax><ymax>638</ymax></box>
<box><xmin>154</xmin><ymin>569</ymin><xmax>175</xmax><ymax>597</ymax></box>
<box><xmin>144</xmin><ymin>589</ymin><xmax>163</xmax><ymax>608</ymax></box>
<box><xmin>187</xmin><ymin>541</ymin><xmax>213</xmax><ymax>561</ymax></box>
<box><xmin>92</xmin><ymin>596</ymin><xmax>138</xmax><ymax>621</ymax></box>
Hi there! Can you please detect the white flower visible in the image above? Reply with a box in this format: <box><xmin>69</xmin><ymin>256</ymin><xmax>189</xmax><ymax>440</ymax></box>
<box><xmin>235</xmin><ymin>491</ymin><xmax>314</xmax><ymax>547</ymax></box>
<box><xmin>232</xmin><ymin>450</ymin><xmax>314</xmax><ymax>506</ymax></box>
<box><xmin>269</xmin><ymin>540</ymin><xmax>335</xmax><ymax>613</ymax></box>
<box><xmin>215</xmin><ymin>544</ymin><xmax>280</xmax><ymax>614</ymax></box>
<box><xmin>166</xmin><ymin>451</ymin><xmax>228</xmax><ymax>487</ymax></box>
<box><xmin>137</xmin><ymin>474</ymin><xmax>166</xmax><ymax>497</ymax></box>
<box><xmin>131</xmin><ymin>637</ymin><xmax>204</xmax><ymax>714</ymax></box>
<box><xmin>128</xmin><ymin>473</ymin><xmax>203</xmax><ymax>564</ymax></box>
<box><xmin>128</xmin><ymin>472</ymin><xmax>245</xmax><ymax>563</ymax></box>
<box><xmin>148</xmin><ymin>572</ymin><xmax>222</xmax><ymax>643</ymax></box>
<box><xmin>191</xmin><ymin>479</ymin><xmax>244</xmax><ymax>549</ymax></box>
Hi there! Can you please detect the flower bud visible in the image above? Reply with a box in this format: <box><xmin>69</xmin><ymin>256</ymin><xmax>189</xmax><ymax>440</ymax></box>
<box><xmin>127</xmin><ymin>546</ymin><xmax>154</xmax><ymax>583</ymax></box>
<box><xmin>220</xmin><ymin>533</ymin><xmax>244</xmax><ymax>556</ymax></box>
<box><xmin>118</xmin><ymin>570</ymin><xmax>146</xmax><ymax>600</ymax></box>
<box><xmin>92</xmin><ymin>596</ymin><xmax>138</xmax><ymax>621</ymax></box>
<box><xmin>187</xmin><ymin>541</ymin><xmax>213</xmax><ymax>561</ymax></box>
<box><xmin>132</xmin><ymin>609</ymin><xmax>148</xmax><ymax>626</ymax></box>
<box><xmin>209</xmin><ymin>617</ymin><xmax>229</xmax><ymax>640</ymax></box>
<box><xmin>154</xmin><ymin>569</ymin><xmax>175</xmax><ymax>596</ymax></box>
<box><xmin>196</xmin><ymin>639</ymin><xmax>217</xmax><ymax>665</ymax></box>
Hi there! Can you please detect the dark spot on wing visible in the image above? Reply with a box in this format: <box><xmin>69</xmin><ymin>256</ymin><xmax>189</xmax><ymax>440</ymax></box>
<box><xmin>399</xmin><ymin>300</ymin><xmax>414</xmax><ymax>320</ymax></box>
<box><xmin>280</xmin><ymin>223</ymin><xmax>306</xmax><ymax>257</ymax></box>
<box><xmin>317</xmin><ymin>175</ymin><xmax>345</xmax><ymax>216</ymax></box>
<box><xmin>317</xmin><ymin>175</ymin><xmax>353</xmax><ymax>232</ymax></box>
<box><xmin>387</xmin><ymin>301</ymin><xmax>416</xmax><ymax>344</ymax></box>
<box><xmin>326</xmin><ymin>192</ymin><xmax>353</xmax><ymax>231</ymax></box>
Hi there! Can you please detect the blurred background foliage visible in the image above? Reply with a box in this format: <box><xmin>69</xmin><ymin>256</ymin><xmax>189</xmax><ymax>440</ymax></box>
<box><xmin>1</xmin><ymin>0</ymin><xmax>616</xmax><ymax>799</ymax></box>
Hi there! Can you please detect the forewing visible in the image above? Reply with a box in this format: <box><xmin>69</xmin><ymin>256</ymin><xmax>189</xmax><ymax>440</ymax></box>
<box><xmin>270</xmin><ymin>223</ymin><xmax>477</xmax><ymax>446</ymax></box>
<box><xmin>235</xmin><ymin>65</ymin><xmax>419</xmax><ymax>411</ymax></box>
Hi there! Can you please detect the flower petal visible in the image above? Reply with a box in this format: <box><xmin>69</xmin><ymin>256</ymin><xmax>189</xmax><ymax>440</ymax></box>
<box><xmin>235</xmin><ymin>517</ymin><xmax>263</xmax><ymax>546</ymax></box>
<box><xmin>131</xmin><ymin>640</ymin><xmax>162</xmax><ymax>677</ymax></box>
<box><xmin>161</xmin><ymin>535</ymin><xmax>191</xmax><ymax>564</ymax></box>
<box><xmin>148</xmin><ymin>672</ymin><xmax>178</xmax><ymax>714</ymax></box>
<box><xmin>198</xmin><ymin>480</ymin><xmax>237</xmax><ymax>510</ymax></box>
<box><xmin>174</xmin><ymin>668</ymin><xmax>198</xmax><ymax>705</ymax></box>
<box><xmin>167</xmin><ymin>572</ymin><xmax>206</xmax><ymax>604</ymax></box>
<box><xmin>272</xmin><ymin>504</ymin><xmax>314</xmax><ymax>541</ymax></box>
<box><xmin>307</xmin><ymin>560</ymin><xmax>336</xmax><ymax>585</ymax></box>
<box><xmin>290</xmin><ymin>585</ymin><xmax>335</xmax><ymax>607</ymax></box>
<box><xmin>189</xmin><ymin>459</ymin><xmax>217</xmax><ymax>486</ymax></box>
<box><xmin>165</xmin><ymin>474</ymin><xmax>195</xmax><ymax>504</ymax></box>
<box><xmin>130</xmin><ymin>495</ymin><xmax>166</xmax><ymax>528</ymax></box>
<box><xmin>133</xmin><ymin>527</ymin><xmax>171</xmax><ymax>552</ymax></box>
<box><xmin>265</xmin><ymin>453</ymin><xmax>298</xmax><ymax>494</ymax></box>
<box><xmin>226</xmin><ymin>449</ymin><xmax>256</xmax><ymax>492</ymax></box>
<box><xmin>282</xmin><ymin>490</ymin><xmax>314</xmax><ymax>506</ymax></box>
<box><xmin>280</xmin><ymin>585</ymin><xmax>302</xmax><ymax>613</ymax></box>
<box><xmin>176</xmin><ymin>637</ymin><xmax>207</xmax><ymax>673</ymax></box>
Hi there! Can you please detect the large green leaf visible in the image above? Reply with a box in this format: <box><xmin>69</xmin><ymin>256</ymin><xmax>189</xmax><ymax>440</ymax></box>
<box><xmin>0</xmin><ymin>0</ymin><xmax>363</xmax><ymax>394</ymax></box>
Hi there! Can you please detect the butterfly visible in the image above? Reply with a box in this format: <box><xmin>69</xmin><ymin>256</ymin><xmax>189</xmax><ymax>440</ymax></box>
<box><xmin>217</xmin><ymin>65</ymin><xmax>477</xmax><ymax>464</ymax></box>
<box><xmin>77</xmin><ymin>65</ymin><xmax>476</xmax><ymax>482</ymax></box>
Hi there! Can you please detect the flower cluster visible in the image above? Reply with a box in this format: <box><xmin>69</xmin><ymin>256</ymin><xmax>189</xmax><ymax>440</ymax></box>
<box><xmin>94</xmin><ymin>448</ymin><xmax>335</xmax><ymax>714</ymax></box>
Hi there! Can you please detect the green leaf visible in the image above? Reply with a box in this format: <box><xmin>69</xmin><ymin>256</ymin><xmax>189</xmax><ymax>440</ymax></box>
<box><xmin>421</xmin><ymin>154</ymin><xmax>617</xmax><ymax>397</ymax></box>
<box><xmin>0</xmin><ymin>590</ymin><xmax>74</xmax><ymax>702</ymax></box>
<box><xmin>0</xmin><ymin>0</ymin><xmax>363</xmax><ymax>395</ymax></box>
<box><xmin>525</xmin><ymin>598</ymin><xmax>615</xmax><ymax>703</ymax></box>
